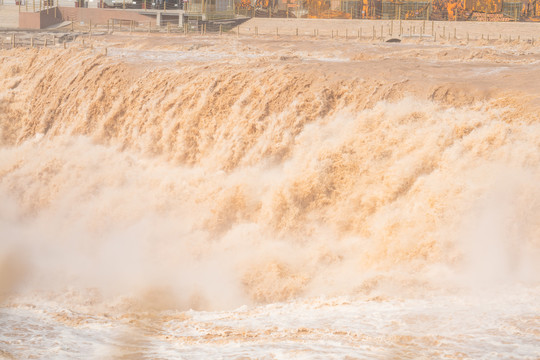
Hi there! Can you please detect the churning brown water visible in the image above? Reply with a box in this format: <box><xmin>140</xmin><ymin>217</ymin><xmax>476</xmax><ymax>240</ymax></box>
<box><xmin>1</xmin><ymin>32</ymin><xmax>540</xmax><ymax>359</ymax></box>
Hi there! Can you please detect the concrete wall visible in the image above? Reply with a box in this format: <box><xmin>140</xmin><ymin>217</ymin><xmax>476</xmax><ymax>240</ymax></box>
<box><xmin>0</xmin><ymin>4</ymin><xmax>20</xmax><ymax>28</ymax></box>
<box><xmin>19</xmin><ymin>8</ymin><xmax>62</xmax><ymax>28</ymax></box>
<box><xmin>58</xmin><ymin>7</ymin><xmax>156</xmax><ymax>24</ymax></box>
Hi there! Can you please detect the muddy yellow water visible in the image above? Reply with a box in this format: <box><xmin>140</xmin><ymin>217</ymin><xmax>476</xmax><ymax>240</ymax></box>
<box><xmin>1</xmin><ymin>31</ymin><xmax>539</xmax><ymax>359</ymax></box>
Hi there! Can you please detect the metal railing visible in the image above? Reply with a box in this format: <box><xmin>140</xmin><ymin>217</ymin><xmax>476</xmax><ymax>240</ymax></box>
<box><xmin>233</xmin><ymin>0</ymin><xmax>534</xmax><ymax>21</ymax></box>
<box><xmin>0</xmin><ymin>0</ymin><xmax>184</xmax><ymax>9</ymax></box>
<box><xmin>1</xmin><ymin>0</ymin><xmax>536</xmax><ymax>21</ymax></box>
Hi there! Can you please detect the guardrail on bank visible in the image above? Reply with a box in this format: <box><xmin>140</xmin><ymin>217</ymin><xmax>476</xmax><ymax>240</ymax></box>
<box><xmin>0</xmin><ymin>0</ymin><xmax>184</xmax><ymax>10</ymax></box>
<box><xmin>1</xmin><ymin>0</ymin><xmax>539</xmax><ymax>22</ymax></box>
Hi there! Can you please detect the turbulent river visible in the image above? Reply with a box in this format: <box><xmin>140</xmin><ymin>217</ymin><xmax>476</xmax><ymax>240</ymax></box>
<box><xmin>1</xmin><ymin>32</ymin><xmax>540</xmax><ymax>359</ymax></box>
